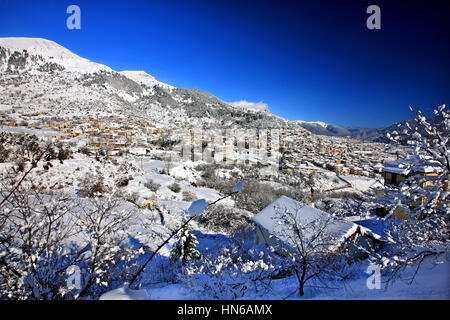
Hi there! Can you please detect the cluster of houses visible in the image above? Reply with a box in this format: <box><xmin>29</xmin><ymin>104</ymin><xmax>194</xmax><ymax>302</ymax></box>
<box><xmin>278</xmin><ymin>129</ymin><xmax>413</xmax><ymax>178</ymax></box>
<box><xmin>169</xmin><ymin>127</ymin><xmax>409</xmax><ymax>177</ymax></box>
<box><xmin>0</xmin><ymin>110</ymin><xmax>420</xmax><ymax>181</ymax></box>
<box><xmin>45</xmin><ymin>117</ymin><xmax>168</xmax><ymax>156</ymax></box>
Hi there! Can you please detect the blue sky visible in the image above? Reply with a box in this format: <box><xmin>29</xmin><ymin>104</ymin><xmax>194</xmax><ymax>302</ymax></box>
<box><xmin>0</xmin><ymin>0</ymin><xmax>449</xmax><ymax>128</ymax></box>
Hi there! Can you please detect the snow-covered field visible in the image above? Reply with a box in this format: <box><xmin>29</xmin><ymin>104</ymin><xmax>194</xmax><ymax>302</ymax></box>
<box><xmin>100</xmin><ymin>255</ymin><xmax>449</xmax><ymax>300</ymax></box>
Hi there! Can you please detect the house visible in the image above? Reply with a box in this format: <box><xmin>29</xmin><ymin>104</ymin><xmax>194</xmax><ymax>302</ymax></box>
<box><xmin>382</xmin><ymin>155</ymin><xmax>443</xmax><ymax>188</ymax></box>
<box><xmin>252</xmin><ymin>196</ymin><xmax>384</xmax><ymax>259</ymax></box>
<box><xmin>142</xmin><ymin>199</ymin><xmax>154</xmax><ymax>210</ymax></box>
<box><xmin>379</xmin><ymin>155</ymin><xmax>447</xmax><ymax>220</ymax></box>
<box><xmin>108</xmin><ymin>148</ymin><xmax>121</xmax><ymax>156</ymax></box>
<box><xmin>129</xmin><ymin>147</ymin><xmax>147</xmax><ymax>156</ymax></box>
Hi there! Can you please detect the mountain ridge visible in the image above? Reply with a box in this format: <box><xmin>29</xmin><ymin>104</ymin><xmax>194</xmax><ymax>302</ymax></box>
<box><xmin>0</xmin><ymin>37</ymin><xmax>293</xmax><ymax>130</ymax></box>
<box><xmin>294</xmin><ymin>120</ymin><xmax>386</xmax><ymax>140</ymax></box>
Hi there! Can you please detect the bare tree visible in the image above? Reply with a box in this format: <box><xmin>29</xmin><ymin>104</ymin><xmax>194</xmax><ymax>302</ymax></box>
<box><xmin>73</xmin><ymin>195</ymin><xmax>139</xmax><ymax>298</ymax></box>
<box><xmin>0</xmin><ymin>166</ymin><xmax>140</xmax><ymax>299</ymax></box>
<box><xmin>270</xmin><ymin>204</ymin><xmax>348</xmax><ymax>296</ymax></box>
<box><xmin>0</xmin><ymin>184</ymin><xmax>79</xmax><ymax>299</ymax></box>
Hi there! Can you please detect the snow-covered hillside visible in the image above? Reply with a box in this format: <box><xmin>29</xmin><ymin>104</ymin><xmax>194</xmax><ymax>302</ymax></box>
<box><xmin>0</xmin><ymin>37</ymin><xmax>292</xmax><ymax>130</ymax></box>
<box><xmin>294</xmin><ymin>119</ymin><xmax>381</xmax><ymax>140</ymax></box>
<box><xmin>0</xmin><ymin>37</ymin><xmax>112</xmax><ymax>74</ymax></box>
<box><xmin>120</xmin><ymin>70</ymin><xmax>174</xmax><ymax>90</ymax></box>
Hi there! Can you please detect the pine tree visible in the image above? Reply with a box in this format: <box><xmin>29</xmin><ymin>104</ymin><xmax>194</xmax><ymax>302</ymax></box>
<box><xmin>170</xmin><ymin>224</ymin><xmax>201</xmax><ymax>264</ymax></box>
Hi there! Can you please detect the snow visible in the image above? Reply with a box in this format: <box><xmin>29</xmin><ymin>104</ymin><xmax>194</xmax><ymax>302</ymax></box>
<box><xmin>145</xmin><ymin>283</ymin><xmax>197</xmax><ymax>299</ymax></box>
<box><xmin>129</xmin><ymin>147</ymin><xmax>148</xmax><ymax>156</ymax></box>
<box><xmin>382</xmin><ymin>155</ymin><xmax>444</xmax><ymax>175</ymax></box>
<box><xmin>99</xmin><ymin>254</ymin><xmax>449</xmax><ymax>300</ymax></box>
<box><xmin>232</xmin><ymin>181</ymin><xmax>243</xmax><ymax>193</ymax></box>
<box><xmin>120</xmin><ymin>70</ymin><xmax>174</xmax><ymax>90</ymax></box>
<box><xmin>1</xmin><ymin>37</ymin><xmax>447</xmax><ymax>302</ymax></box>
<box><xmin>0</xmin><ymin>37</ymin><xmax>113</xmax><ymax>73</ymax></box>
<box><xmin>339</xmin><ymin>175</ymin><xmax>384</xmax><ymax>192</ymax></box>
<box><xmin>186</xmin><ymin>199</ymin><xmax>208</xmax><ymax>217</ymax></box>
<box><xmin>227</xmin><ymin>100</ymin><xmax>268</xmax><ymax>112</ymax></box>
<box><xmin>99</xmin><ymin>285</ymin><xmax>150</xmax><ymax>300</ymax></box>
<box><xmin>312</xmin><ymin>257</ymin><xmax>450</xmax><ymax>300</ymax></box>
<box><xmin>0</xmin><ymin>125</ymin><xmax>63</xmax><ymax>138</ymax></box>
<box><xmin>295</xmin><ymin>120</ymin><xmax>329</xmax><ymax>128</ymax></box>
<box><xmin>252</xmin><ymin>196</ymin><xmax>360</xmax><ymax>250</ymax></box>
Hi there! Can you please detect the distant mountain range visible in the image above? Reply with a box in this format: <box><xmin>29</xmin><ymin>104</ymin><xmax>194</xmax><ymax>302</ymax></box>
<box><xmin>294</xmin><ymin>119</ymin><xmax>420</xmax><ymax>143</ymax></box>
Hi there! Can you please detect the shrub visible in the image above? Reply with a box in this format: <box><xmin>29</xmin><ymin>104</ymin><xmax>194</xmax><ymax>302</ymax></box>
<box><xmin>116</xmin><ymin>175</ymin><xmax>133</xmax><ymax>188</ymax></box>
<box><xmin>169</xmin><ymin>182</ymin><xmax>181</xmax><ymax>193</ymax></box>
<box><xmin>182</xmin><ymin>191</ymin><xmax>197</xmax><ymax>202</ymax></box>
<box><xmin>79</xmin><ymin>146</ymin><xmax>90</xmax><ymax>155</ymax></box>
<box><xmin>78</xmin><ymin>173</ymin><xmax>108</xmax><ymax>197</ymax></box>
<box><xmin>56</xmin><ymin>143</ymin><xmax>72</xmax><ymax>161</ymax></box>
<box><xmin>144</xmin><ymin>179</ymin><xmax>160</xmax><ymax>192</ymax></box>
<box><xmin>15</xmin><ymin>159</ymin><xmax>25</xmax><ymax>172</ymax></box>
<box><xmin>198</xmin><ymin>204</ymin><xmax>250</xmax><ymax>233</ymax></box>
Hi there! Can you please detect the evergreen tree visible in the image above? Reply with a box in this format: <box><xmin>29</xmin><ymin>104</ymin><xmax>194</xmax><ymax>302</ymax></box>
<box><xmin>170</xmin><ymin>224</ymin><xmax>200</xmax><ymax>264</ymax></box>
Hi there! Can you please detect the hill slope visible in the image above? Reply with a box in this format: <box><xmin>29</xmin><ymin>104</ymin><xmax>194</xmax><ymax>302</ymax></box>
<box><xmin>0</xmin><ymin>37</ymin><xmax>294</xmax><ymax>130</ymax></box>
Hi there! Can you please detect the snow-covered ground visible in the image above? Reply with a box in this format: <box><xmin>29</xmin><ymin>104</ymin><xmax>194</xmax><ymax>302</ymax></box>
<box><xmin>2</xmin><ymin>141</ymin><xmax>448</xmax><ymax>300</ymax></box>
<box><xmin>100</xmin><ymin>256</ymin><xmax>449</xmax><ymax>300</ymax></box>
<box><xmin>312</xmin><ymin>256</ymin><xmax>450</xmax><ymax>300</ymax></box>
<box><xmin>340</xmin><ymin>175</ymin><xmax>384</xmax><ymax>193</ymax></box>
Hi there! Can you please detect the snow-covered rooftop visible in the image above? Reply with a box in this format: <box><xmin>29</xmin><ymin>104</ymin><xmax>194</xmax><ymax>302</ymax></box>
<box><xmin>382</xmin><ymin>155</ymin><xmax>443</xmax><ymax>175</ymax></box>
<box><xmin>252</xmin><ymin>196</ymin><xmax>359</xmax><ymax>251</ymax></box>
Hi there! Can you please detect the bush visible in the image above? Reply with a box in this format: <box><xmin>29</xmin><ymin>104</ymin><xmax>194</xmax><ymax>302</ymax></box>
<box><xmin>78</xmin><ymin>173</ymin><xmax>108</xmax><ymax>197</ymax></box>
<box><xmin>169</xmin><ymin>182</ymin><xmax>181</xmax><ymax>193</ymax></box>
<box><xmin>198</xmin><ymin>204</ymin><xmax>251</xmax><ymax>233</ymax></box>
<box><xmin>116</xmin><ymin>175</ymin><xmax>133</xmax><ymax>188</ymax></box>
<box><xmin>144</xmin><ymin>179</ymin><xmax>160</xmax><ymax>192</ymax></box>
<box><xmin>180</xmin><ymin>246</ymin><xmax>276</xmax><ymax>299</ymax></box>
<box><xmin>56</xmin><ymin>143</ymin><xmax>72</xmax><ymax>161</ymax></box>
<box><xmin>15</xmin><ymin>159</ymin><xmax>25</xmax><ymax>172</ymax></box>
<box><xmin>182</xmin><ymin>191</ymin><xmax>197</xmax><ymax>202</ymax></box>
<box><xmin>79</xmin><ymin>146</ymin><xmax>90</xmax><ymax>155</ymax></box>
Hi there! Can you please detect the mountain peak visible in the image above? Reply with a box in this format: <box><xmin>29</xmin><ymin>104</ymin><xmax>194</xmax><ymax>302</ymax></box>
<box><xmin>0</xmin><ymin>37</ymin><xmax>112</xmax><ymax>73</ymax></box>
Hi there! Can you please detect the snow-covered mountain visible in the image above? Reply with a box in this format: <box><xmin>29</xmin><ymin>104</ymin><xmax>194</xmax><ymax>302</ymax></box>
<box><xmin>0</xmin><ymin>37</ymin><xmax>112</xmax><ymax>74</ymax></box>
<box><xmin>0</xmin><ymin>37</ymin><xmax>292</xmax><ymax>130</ymax></box>
<box><xmin>295</xmin><ymin>120</ymin><xmax>329</xmax><ymax>129</ymax></box>
<box><xmin>294</xmin><ymin>120</ymin><xmax>382</xmax><ymax>140</ymax></box>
